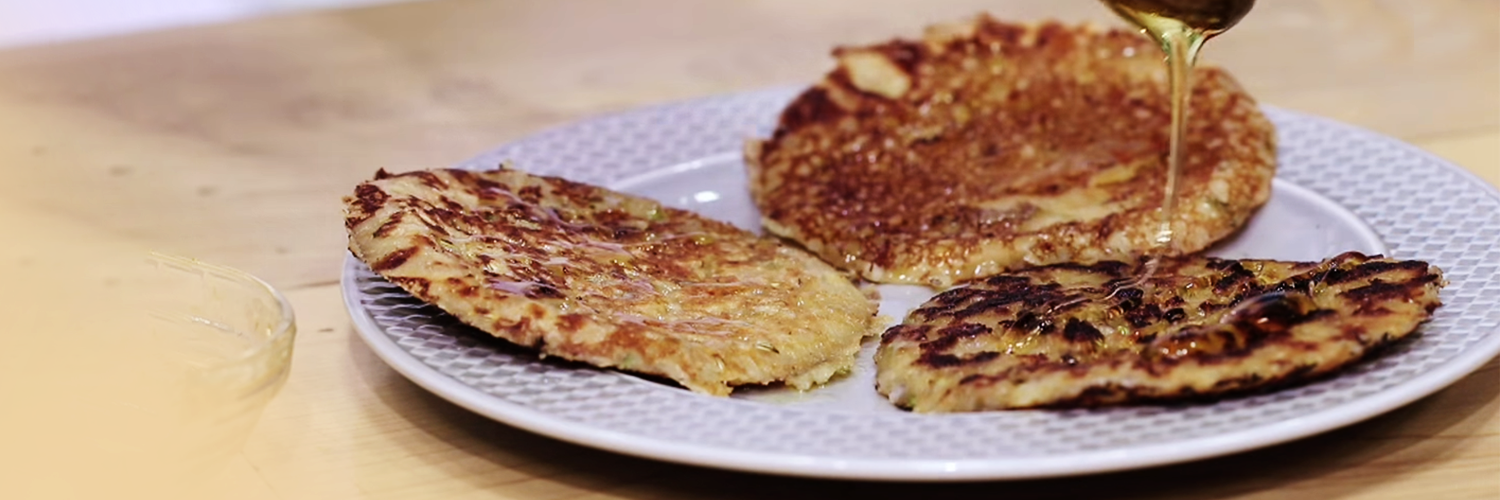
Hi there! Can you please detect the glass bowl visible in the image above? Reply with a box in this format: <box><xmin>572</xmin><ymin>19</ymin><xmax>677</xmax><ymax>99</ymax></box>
<box><xmin>143</xmin><ymin>253</ymin><xmax>296</xmax><ymax>478</ymax></box>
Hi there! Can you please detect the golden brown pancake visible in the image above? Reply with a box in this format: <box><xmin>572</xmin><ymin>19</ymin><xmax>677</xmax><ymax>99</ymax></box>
<box><xmin>875</xmin><ymin>252</ymin><xmax>1445</xmax><ymax>412</ymax></box>
<box><xmin>747</xmin><ymin>16</ymin><xmax>1277</xmax><ymax>287</ymax></box>
<box><xmin>345</xmin><ymin>167</ymin><xmax>879</xmax><ymax>396</ymax></box>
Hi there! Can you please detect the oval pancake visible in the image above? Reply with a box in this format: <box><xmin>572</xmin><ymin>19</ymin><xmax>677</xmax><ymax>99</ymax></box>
<box><xmin>344</xmin><ymin>167</ymin><xmax>879</xmax><ymax>396</ymax></box>
<box><xmin>746</xmin><ymin>16</ymin><xmax>1277</xmax><ymax>287</ymax></box>
<box><xmin>875</xmin><ymin>252</ymin><xmax>1445</xmax><ymax>412</ymax></box>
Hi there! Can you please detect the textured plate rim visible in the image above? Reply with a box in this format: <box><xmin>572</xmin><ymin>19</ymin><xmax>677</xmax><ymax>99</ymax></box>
<box><xmin>340</xmin><ymin>90</ymin><xmax>1500</xmax><ymax>481</ymax></box>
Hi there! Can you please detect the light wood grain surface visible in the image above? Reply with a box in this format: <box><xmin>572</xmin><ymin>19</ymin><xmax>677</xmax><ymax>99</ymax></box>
<box><xmin>1</xmin><ymin>0</ymin><xmax>1496</xmax><ymax>499</ymax></box>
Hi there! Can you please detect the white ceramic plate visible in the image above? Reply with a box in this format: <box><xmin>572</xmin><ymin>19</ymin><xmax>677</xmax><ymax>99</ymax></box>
<box><xmin>341</xmin><ymin>87</ymin><xmax>1500</xmax><ymax>481</ymax></box>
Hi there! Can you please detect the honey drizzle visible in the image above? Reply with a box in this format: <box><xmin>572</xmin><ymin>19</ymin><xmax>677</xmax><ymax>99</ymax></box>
<box><xmin>1032</xmin><ymin>1</ymin><xmax>1260</xmax><ymax>318</ymax></box>
<box><xmin>1101</xmin><ymin>0</ymin><xmax>1252</xmax><ymax>287</ymax></box>
<box><xmin>1047</xmin><ymin>2</ymin><xmax>1317</xmax><ymax>339</ymax></box>
<box><xmin>1154</xmin><ymin>28</ymin><xmax>1206</xmax><ymax>249</ymax></box>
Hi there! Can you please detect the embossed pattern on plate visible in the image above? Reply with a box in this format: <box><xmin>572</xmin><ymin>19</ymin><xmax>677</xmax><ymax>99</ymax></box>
<box><xmin>341</xmin><ymin>87</ymin><xmax>1500</xmax><ymax>481</ymax></box>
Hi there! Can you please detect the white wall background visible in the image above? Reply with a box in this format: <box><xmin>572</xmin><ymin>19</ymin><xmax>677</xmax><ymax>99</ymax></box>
<box><xmin>0</xmin><ymin>0</ymin><xmax>418</xmax><ymax>48</ymax></box>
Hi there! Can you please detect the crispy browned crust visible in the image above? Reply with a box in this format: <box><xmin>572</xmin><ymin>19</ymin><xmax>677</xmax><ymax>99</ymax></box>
<box><xmin>875</xmin><ymin>252</ymin><xmax>1446</xmax><ymax>412</ymax></box>
<box><xmin>747</xmin><ymin>16</ymin><xmax>1277</xmax><ymax>287</ymax></box>
<box><xmin>344</xmin><ymin>167</ymin><xmax>879</xmax><ymax>396</ymax></box>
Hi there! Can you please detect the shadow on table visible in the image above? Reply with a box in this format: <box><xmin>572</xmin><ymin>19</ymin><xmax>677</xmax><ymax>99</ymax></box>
<box><xmin>347</xmin><ymin>332</ymin><xmax>1498</xmax><ymax>499</ymax></box>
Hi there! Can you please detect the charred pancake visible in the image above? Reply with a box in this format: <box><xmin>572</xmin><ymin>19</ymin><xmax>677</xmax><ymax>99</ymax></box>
<box><xmin>875</xmin><ymin>252</ymin><xmax>1445</xmax><ymax>412</ymax></box>
<box><xmin>747</xmin><ymin>16</ymin><xmax>1277</xmax><ymax>287</ymax></box>
<box><xmin>345</xmin><ymin>167</ymin><xmax>879</xmax><ymax>396</ymax></box>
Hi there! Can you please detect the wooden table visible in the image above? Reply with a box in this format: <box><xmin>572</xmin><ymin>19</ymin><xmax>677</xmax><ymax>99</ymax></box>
<box><xmin>1</xmin><ymin>1</ymin><xmax>1496</xmax><ymax>498</ymax></box>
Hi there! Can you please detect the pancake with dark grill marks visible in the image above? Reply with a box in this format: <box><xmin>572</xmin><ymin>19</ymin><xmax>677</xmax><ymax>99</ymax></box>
<box><xmin>746</xmin><ymin>16</ymin><xmax>1277</xmax><ymax>287</ymax></box>
<box><xmin>345</xmin><ymin>167</ymin><xmax>879</xmax><ymax>396</ymax></box>
<box><xmin>875</xmin><ymin>252</ymin><xmax>1445</xmax><ymax>412</ymax></box>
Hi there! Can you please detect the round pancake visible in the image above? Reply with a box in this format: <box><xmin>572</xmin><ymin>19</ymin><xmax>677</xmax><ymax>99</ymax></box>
<box><xmin>875</xmin><ymin>252</ymin><xmax>1445</xmax><ymax>412</ymax></box>
<box><xmin>344</xmin><ymin>167</ymin><xmax>879</xmax><ymax>396</ymax></box>
<box><xmin>746</xmin><ymin>16</ymin><xmax>1277</xmax><ymax>287</ymax></box>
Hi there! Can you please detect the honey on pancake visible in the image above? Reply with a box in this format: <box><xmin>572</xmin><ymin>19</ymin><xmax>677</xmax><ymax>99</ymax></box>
<box><xmin>1103</xmin><ymin>0</ymin><xmax>1253</xmax><ymax>251</ymax></box>
<box><xmin>1101</xmin><ymin>1</ymin><xmax>1309</xmax><ymax>331</ymax></box>
<box><xmin>1099</xmin><ymin>0</ymin><xmax>1253</xmax><ymax>285</ymax></box>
